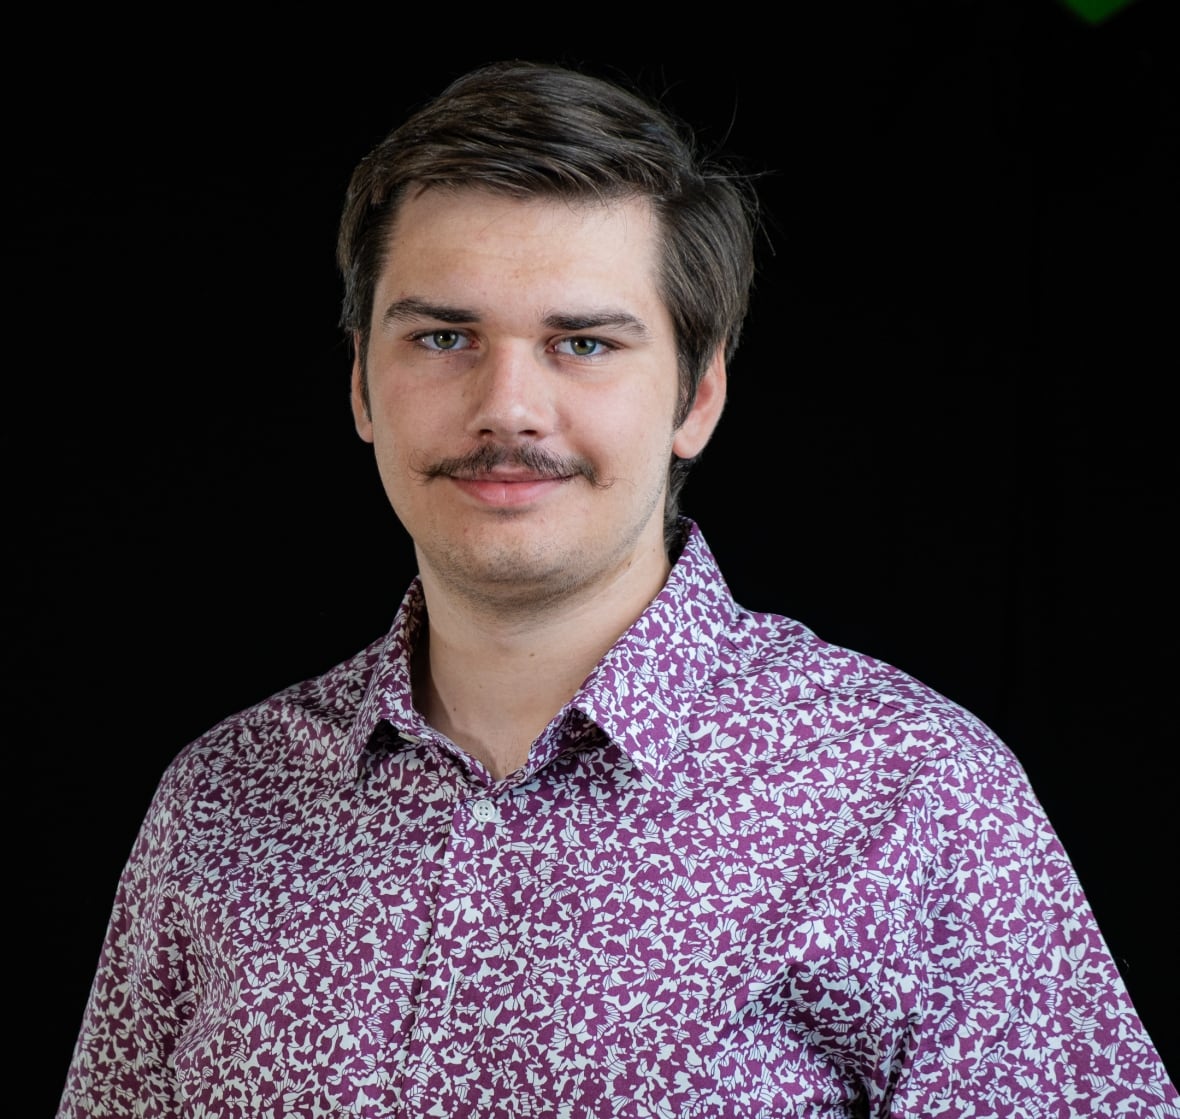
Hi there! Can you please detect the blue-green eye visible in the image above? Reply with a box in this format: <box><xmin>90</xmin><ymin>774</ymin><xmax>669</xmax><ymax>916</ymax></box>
<box><xmin>557</xmin><ymin>337</ymin><xmax>608</xmax><ymax>357</ymax></box>
<box><xmin>420</xmin><ymin>330</ymin><xmax>468</xmax><ymax>351</ymax></box>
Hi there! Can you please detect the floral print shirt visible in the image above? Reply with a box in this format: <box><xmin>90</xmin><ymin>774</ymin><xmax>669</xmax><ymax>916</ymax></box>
<box><xmin>58</xmin><ymin>521</ymin><xmax>1178</xmax><ymax>1117</ymax></box>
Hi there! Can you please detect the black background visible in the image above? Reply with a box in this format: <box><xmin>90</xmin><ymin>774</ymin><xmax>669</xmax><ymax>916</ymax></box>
<box><xmin>12</xmin><ymin>0</ymin><xmax>1177</xmax><ymax>1107</ymax></box>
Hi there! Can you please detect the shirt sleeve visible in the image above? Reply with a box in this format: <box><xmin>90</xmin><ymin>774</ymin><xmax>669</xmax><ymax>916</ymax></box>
<box><xmin>56</xmin><ymin>761</ymin><xmax>196</xmax><ymax>1118</ymax></box>
<box><xmin>887</xmin><ymin>743</ymin><xmax>1178</xmax><ymax>1117</ymax></box>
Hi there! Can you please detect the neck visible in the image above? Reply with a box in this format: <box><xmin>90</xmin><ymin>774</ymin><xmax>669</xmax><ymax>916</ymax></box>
<box><xmin>413</xmin><ymin>555</ymin><xmax>671</xmax><ymax>781</ymax></box>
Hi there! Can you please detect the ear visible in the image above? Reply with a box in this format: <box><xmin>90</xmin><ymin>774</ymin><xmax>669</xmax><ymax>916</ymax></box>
<box><xmin>671</xmin><ymin>347</ymin><xmax>727</xmax><ymax>459</ymax></box>
<box><xmin>350</xmin><ymin>334</ymin><xmax>374</xmax><ymax>444</ymax></box>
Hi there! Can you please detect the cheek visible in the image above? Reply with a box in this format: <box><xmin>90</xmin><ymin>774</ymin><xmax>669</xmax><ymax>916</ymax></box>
<box><xmin>369</xmin><ymin>382</ymin><xmax>460</xmax><ymax>482</ymax></box>
<box><xmin>621</xmin><ymin>387</ymin><xmax>680</xmax><ymax>456</ymax></box>
<box><xmin>609</xmin><ymin>420</ymin><xmax>677</xmax><ymax>484</ymax></box>
<box><xmin>371</xmin><ymin>378</ymin><xmax>440</xmax><ymax>438</ymax></box>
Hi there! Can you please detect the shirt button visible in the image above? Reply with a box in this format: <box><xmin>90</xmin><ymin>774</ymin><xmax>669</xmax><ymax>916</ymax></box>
<box><xmin>471</xmin><ymin>799</ymin><xmax>499</xmax><ymax>824</ymax></box>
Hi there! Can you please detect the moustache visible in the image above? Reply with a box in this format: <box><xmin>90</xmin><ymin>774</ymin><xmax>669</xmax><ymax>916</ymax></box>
<box><xmin>417</xmin><ymin>444</ymin><xmax>608</xmax><ymax>488</ymax></box>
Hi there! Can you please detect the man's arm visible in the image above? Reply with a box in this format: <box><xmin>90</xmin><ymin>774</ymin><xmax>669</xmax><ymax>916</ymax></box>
<box><xmin>57</xmin><ymin>766</ymin><xmax>195</xmax><ymax>1117</ymax></box>
<box><xmin>887</xmin><ymin>748</ymin><xmax>1177</xmax><ymax>1117</ymax></box>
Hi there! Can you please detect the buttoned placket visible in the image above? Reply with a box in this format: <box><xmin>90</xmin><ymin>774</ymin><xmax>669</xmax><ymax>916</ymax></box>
<box><xmin>397</xmin><ymin>746</ymin><xmax>512</xmax><ymax>1108</ymax></box>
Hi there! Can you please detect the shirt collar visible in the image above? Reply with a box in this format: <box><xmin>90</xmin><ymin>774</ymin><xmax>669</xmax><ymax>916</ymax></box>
<box><xmin>340</xmin><ymin>519</ymin><xmax>741</xmax><ymax>787</ymax></box>
<box><xmin>339</xmin><ymin>578</ymin><xmax>430</xmax><ymax>775</ymax></box>
<box><xmin>570</xmin><ymin>520</ymin><xmax>740</xmax><ymax>785</ymax></box>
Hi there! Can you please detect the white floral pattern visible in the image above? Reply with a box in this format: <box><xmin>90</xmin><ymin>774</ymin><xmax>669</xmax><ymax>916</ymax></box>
<box><xmin>58</xmin><ymin>522</ymin><xmax>1178</xmax><ymax>1117</ymax></box>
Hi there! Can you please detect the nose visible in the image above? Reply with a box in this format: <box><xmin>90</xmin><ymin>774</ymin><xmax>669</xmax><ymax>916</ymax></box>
<box><xmin>466</xmin><ymin>343</ymin><xmax>556</xmax><ymax>441</ymax></box>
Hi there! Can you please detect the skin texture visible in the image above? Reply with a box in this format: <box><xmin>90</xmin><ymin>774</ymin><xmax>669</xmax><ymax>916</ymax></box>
<box><xmin>351</xmin><ymin>188</ymin><xmax>726</xmax><ymax>777</ymax></box>
<box><xmin>352</xmin><ymin>187</ymin><xmax>724</xmax><ymax>624</ymax></box>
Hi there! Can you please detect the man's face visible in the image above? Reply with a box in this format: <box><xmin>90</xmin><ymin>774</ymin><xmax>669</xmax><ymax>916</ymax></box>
<box><xmin>352</xmin><ymin>187</ymin><xmax>725</xmax><ymax>613</ymax></box>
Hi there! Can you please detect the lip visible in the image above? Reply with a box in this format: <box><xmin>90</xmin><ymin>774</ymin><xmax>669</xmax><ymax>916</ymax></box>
<box><xmin>448</xmin><ymin>474</ymin><xmax>571</xmax><ymax>508</ymax></box>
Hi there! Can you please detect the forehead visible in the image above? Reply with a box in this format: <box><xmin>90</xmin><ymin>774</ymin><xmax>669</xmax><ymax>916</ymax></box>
<box><xmin>376</xmin><ymin>187</ymin><xmax>665</xmax><ymax>306</ymax></box>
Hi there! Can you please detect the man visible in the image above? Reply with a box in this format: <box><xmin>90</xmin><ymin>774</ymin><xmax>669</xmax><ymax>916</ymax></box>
<box><xmin>58</xmin><ymin>61</ymin><xmax>1177</xmax><ymax>1117</ymax></box>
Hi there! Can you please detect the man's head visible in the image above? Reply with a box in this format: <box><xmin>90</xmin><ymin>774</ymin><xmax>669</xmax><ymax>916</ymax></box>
<box><xmin>337</xmin><ymin>61</ymin><xmax>759</xmax><ymax>547</ymax></box>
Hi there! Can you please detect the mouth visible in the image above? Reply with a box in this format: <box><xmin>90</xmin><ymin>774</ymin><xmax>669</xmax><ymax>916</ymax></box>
<box><xmin>446</xmin><ymin>472</ymin><xmax>574</xmax><ymax>509</ymax></box>
<box><xmin>450</xmin><ymin>466</ymin><xmax>574</xmax><ymax>484</ymax></box>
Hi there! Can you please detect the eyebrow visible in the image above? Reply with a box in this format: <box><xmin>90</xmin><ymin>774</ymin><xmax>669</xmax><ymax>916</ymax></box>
<box><xmin>542</xmin><ymin>311</ymin><xmax>652</xmax><ymax>339</ymax></box>
<box><xmin>381</xmin><ymin>298</ymin><xmax>653</xmax><ymax>340</ymax></box>
<box><xmin>382</xmin><ymin>298</ymin><xmax>479</xmax><ymax>326</ymax></box>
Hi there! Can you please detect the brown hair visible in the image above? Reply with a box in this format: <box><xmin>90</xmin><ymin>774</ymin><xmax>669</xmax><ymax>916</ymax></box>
<box><xmin>337</xmin><ymin>60</ymin><xmax>759</xmax><ymax>548</ymax></box>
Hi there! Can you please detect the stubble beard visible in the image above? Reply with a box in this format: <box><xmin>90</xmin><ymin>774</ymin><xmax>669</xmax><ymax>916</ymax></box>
<box><xmin>419</xmin><ymin>478</ymin><xmax>668</xmax><ymax>622</ymax></box>
<box><xmin>408</xmin><ymin>441</ymin><xmax>672</xmax><ymax>621</ymax></box>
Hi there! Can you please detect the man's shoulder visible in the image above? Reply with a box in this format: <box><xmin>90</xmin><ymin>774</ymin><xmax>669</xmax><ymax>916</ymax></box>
<box><xmin>168</xmin><ymin>632</ymin><xmax>392</xmax><ymax>782</ymax></box>
<box><xmin>665</xmin><ymin>526</ymin><xmax>1008</xmax><ymax>766</ymax></box>
<box><xmin>702</xmin><ymin>603</ymin><xmax>1010</xmax><ymax>773</ymax></box>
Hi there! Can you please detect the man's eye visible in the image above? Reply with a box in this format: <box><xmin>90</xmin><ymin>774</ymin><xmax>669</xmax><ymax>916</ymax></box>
<box><xmin>417</xmin><ymin>330</ymin><xmax>469</xmax><ymax>351</ymax></box>
<box><xmin>557</xmin><ymin>337</ymin><xmax>608</xmax><ymax>357</ymax></box>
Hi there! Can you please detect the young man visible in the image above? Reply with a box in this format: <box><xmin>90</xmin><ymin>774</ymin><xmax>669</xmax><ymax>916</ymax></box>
<box><xmin>58</xmin><ymin>61</ymin><xmax>1177</xmax><ymax>1117</ymax></box>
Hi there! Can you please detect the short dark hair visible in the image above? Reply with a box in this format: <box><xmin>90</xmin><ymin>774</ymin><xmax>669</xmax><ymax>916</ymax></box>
<box><xmin>336</xmin><ymin>60</ymin><xmax>759</xmax><ymax>548</ymax></box>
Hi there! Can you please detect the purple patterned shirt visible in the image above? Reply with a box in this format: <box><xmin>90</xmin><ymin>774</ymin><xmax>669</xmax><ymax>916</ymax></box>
<box><xmin>59</xmin><ymin>522</ymin><xmax>1177</xmax><ymax>1117</ymax></box>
